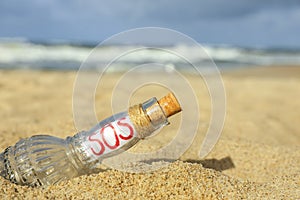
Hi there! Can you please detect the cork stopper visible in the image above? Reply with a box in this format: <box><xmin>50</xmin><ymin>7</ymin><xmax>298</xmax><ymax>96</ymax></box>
<box><xmin>128</xmin><ymin>93</ymin><xmax>181</xmax><ymax>139</ymax></box>
<box><xmin>158</xmin><ymin>92</ymin><xmax>181</xmax><ymax>118</ymax></box>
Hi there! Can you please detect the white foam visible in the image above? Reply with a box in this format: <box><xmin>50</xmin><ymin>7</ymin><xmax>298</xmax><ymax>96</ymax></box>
<box><xmin>0</xmin><ymin>40</ymin><xmax>300</xmax><ymax>70</ymax></box>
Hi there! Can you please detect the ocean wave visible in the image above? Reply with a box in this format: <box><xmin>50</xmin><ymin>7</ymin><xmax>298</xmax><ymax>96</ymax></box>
<box><xmin>0</xmin><ymin>39</ymin><xmax>300</xmax><ymax>71</ymax></box>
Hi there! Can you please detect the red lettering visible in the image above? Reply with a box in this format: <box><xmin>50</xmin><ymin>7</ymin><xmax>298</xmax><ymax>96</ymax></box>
<box><xmin>117</xmin><ymin>117</ymin><xmax>134</xmax><ymax>140</ymax></box>
<box><xmin>87</xmin><ymin>117</ymin><xmax>135</xmax><ymax>156</ymax></box>
<box><xmin>88</xmin><ymin>132</ymin><xmax>105</xmax><ymax>156</ymax></box>
<box><xmin>101</xmin><ymin>124</ymin><xmax>120</xmax><ymax>149</ymax></box>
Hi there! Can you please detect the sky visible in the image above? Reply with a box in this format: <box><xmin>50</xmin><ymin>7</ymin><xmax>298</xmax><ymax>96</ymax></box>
<box><xmin>0</xmin><ymin>0</ymin><xmax>300</xmax><ymax>48</ymax></box>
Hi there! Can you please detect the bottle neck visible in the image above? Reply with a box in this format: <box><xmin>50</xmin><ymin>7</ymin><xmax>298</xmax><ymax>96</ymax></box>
<box><xmin>128</xmin><ymin>97</ymin><xmax>169</xmax><ymax>139</ymax></box>
<box><xmin>142</xmin><ymin>97</ymin><xmax>169</xmax><ymax>127</ymax></box>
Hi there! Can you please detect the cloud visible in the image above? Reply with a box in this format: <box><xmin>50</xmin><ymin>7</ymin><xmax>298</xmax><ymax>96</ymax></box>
<box><xmin>0</xmin><ymin>0</ymin><xmax>300</xmax><ymax>47</ymax></box>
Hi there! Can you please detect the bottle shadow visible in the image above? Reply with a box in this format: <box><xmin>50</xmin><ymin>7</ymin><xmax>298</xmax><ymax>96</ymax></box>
<box><xmin>96</xmin><ymin>156</ymin><xmax>235</xmax><ymax>173</ymax></box>
<box><xmin>184</xmin><ymin>156</ymin><xmax>235</xmax><ymax>172</ymax></box>
<box><xmin>139</xmin><ymin>156</ymin><xmax>235</xmax><ymax>172</ymax></box>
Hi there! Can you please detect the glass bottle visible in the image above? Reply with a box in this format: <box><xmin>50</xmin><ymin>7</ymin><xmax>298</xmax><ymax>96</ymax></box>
<box><xmin>0</xmin><ymin>93</ymin><xmax>181</xmax><ymax>186</ymax></box>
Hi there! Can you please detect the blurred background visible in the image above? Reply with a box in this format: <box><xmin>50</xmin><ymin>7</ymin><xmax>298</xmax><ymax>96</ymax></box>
<box><xmin>0</xmin><ymin>0</ymin><xmax>300</xmax><ymax>71</ymax></box>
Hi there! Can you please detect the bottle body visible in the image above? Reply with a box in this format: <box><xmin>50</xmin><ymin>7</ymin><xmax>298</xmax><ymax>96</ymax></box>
<box><xmin>0</xmin><ymin>111</ymin><xmax>141</xmax><ymax>186</ymax></box>
<box><xmin>67</xmin><ymin>111</ymin><xmax>142</xmax><ymax>172</ymax></box>
<box><xmin>0</xmin><ymin>95</ymin><xmax>180</xmax><ymax>186</ymax></box>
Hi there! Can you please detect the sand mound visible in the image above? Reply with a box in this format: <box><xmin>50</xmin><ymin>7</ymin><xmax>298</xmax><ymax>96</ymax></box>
<box><xmin>0</xmin><ymin>68</ymin><xmax>299</xmax><ymax>199</ymax></box>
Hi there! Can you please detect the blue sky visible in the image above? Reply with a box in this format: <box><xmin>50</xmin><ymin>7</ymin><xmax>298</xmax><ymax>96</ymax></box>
<box><xmin>0</xmin><ymin>0</ymin><xmax>300</xmax><ymax>47</ymax></box>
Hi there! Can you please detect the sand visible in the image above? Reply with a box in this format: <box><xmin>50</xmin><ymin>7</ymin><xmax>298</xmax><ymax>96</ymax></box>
<box><xmin>0</xmin><ymin>66</ymin><xmax>299</xmax><ymax>199</ymax></box>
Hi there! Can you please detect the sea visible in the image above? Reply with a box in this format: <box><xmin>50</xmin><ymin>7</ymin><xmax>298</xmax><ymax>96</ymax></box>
<box><xmin>1</xmin><ymin>38</ymin><xmax>300</xmax><ymax>73</ymax></box>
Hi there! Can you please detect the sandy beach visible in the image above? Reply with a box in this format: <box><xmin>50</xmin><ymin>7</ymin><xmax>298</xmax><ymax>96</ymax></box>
<box><xmin>0</xmin><ymin>66</ymin><xmax>299</xmax><ymax>199</ymax></box>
